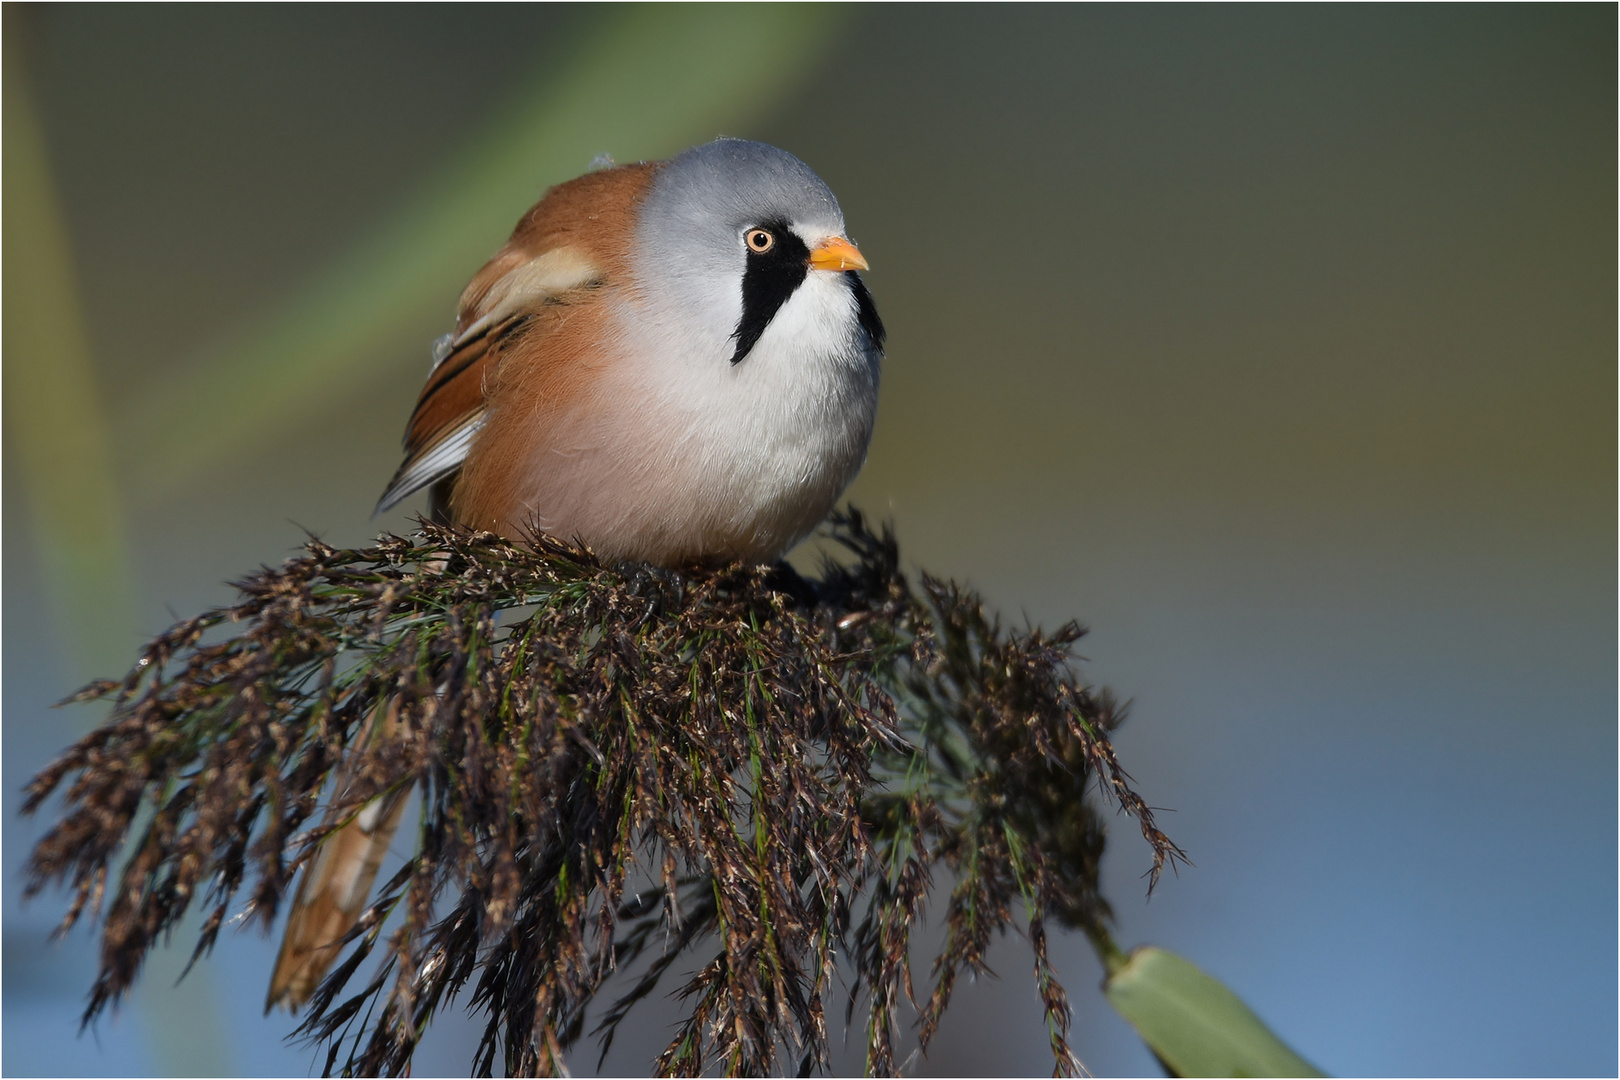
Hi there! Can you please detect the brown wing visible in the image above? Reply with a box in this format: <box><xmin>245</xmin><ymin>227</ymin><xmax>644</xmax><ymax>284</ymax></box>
<box><xmin>374</xmin><ymin>333</ymin><xmax>495</xmax><ymax>513</ymax></box>
<box><xmin>374</xmin><ymin>161</ymin><xmax>658</xmax><ymax>516</ymax></box>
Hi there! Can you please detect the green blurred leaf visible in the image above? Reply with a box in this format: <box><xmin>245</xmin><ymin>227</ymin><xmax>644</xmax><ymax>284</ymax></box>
<box><xmin>125</xmin><ymin>2</ymin><xmax>851</xmax><ymax>497</ymax></box>
<box><xmin>2</xmin><ymin>24</ymin><xmax>137</xmax><ymax>679</ymax></box>
<box><xmin>1105</xmin><ymin>947</ymin><xmax>1326</xmax><ymax>1078</ymax></box>
<box><xmin>6</xmin><ymin>19</ymin><xmax>235</xmax><ymax>1075</ymax></box>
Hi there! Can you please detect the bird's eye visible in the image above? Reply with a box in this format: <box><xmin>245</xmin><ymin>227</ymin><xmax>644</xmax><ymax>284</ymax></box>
<box><xmin>745</xmin><ymin>228</ymin><xmax>775</xmax><ymax>254</ymax></box>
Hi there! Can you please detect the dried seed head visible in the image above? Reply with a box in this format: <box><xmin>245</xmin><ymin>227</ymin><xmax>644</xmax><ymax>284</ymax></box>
<box><xmin>24</xmin><ymin>509</ymin><xmax>1181</xmax><ymax>1077</ymax></box>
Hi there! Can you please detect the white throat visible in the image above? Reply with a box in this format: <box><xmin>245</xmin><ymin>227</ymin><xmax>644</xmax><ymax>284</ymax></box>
<box><xmin>582</xmin><ymin>264</ymin><xmax>881</xmax><ymax>562</ymax></box>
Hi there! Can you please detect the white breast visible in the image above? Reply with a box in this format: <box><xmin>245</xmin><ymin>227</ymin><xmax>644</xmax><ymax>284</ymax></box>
<box><xmin>504</xmin><ymin>271</ymin><xmax>880</xmax><ymax>564</ymax></box>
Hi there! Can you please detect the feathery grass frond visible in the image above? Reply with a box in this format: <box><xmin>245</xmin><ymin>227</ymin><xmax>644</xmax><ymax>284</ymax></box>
<box><xmin>25</xmin><ymin>509</ymin><xmax>1184</xmax><ymax>1077</ymax></box>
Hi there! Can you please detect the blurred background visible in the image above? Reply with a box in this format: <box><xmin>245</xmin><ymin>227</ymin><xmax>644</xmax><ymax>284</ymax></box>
<box><xmin>4</xmin><ymin>5</ymin><xmax>1612</xmax><ymax>1076</ymax></box>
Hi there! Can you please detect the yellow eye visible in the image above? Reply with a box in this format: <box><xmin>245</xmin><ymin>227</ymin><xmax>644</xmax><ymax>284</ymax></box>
<box><xmin>745</xmin><ymin>228</ymin><xmax>775</xmax><ymax>254</ymax></box>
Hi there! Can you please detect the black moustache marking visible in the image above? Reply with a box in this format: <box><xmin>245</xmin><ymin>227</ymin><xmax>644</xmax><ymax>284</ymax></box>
<box><xmin>846</xmin><ymin>270</ymin><xmax>885</xmax><ymax>353</ymax></box>
<box><xmin>730</xmin><ymin>219</ymin><xmax>810</xmax><ymax>365</ymax></box>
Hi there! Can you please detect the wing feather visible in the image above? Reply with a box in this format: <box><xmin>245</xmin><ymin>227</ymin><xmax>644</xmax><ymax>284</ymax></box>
<box><xmin>373</xmin><ymin>161</ymin><xmax>655</xmax><ymax>519</ymax></box>
<box><xmin>374</xmin><ymin>331</ymin><xmax>501</xmax><ymax>514</ymax></box>
<box><xmin>375</xmin><ymin>408</ymin><xmax>485</xmax><ymax>513</ymax></box>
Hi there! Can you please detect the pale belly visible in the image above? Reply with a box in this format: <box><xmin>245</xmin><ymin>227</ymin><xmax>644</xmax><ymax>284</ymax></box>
<box><xmin>487</xmin><ymin>344</ymin><xmax>879</xmax><ymax>566</ymax></box>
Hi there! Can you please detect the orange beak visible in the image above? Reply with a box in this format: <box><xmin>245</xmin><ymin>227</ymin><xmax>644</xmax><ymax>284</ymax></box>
<box><xmin>808</xmin><ymin>236</ymin><xmax>869</xmax><ymax>272</ymax></box>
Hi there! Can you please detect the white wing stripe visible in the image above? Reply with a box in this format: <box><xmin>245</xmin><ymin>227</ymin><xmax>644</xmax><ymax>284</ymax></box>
<box><xmin>374</xmin><ymin>414</ymin><xmax>484</xmax><ymax>514</ymax></box>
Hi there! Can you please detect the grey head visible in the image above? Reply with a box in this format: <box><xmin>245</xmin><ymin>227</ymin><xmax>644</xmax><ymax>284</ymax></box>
<box><xmin>639</xmin><ymin>138</ymin><xmax>846</xmax><ymax>260</ymax></box>
<box><xmin>632</xmin><ymin>138</ymin><xmax>880</xmax><ymax>366</ymax></box>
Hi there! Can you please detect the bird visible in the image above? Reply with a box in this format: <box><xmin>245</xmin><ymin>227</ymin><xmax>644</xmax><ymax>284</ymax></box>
<box><xmin>266</xmin><ymin>137</ymin><xmax>884</xmax><ymax>1011</ymax></box>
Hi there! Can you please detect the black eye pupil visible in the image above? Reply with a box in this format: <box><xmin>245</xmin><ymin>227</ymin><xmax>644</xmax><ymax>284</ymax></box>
<box><xmin>750</xmin><ymin>230</ymin><xmax>770</xmax><ymax>251</ymax></box>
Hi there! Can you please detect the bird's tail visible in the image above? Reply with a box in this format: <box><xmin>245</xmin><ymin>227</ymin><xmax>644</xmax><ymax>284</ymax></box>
<box><xmin>266</xmin><ymin>701</ymin><xmax>411</xmax><ymax>1013</ymax></box>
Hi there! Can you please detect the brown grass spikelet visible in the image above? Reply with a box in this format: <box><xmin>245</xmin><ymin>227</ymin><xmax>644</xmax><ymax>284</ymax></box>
<box><xmin>23</xmin><ymin>508</ymin><xmax>1184</xmax><ymax>1077</ymax></box>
